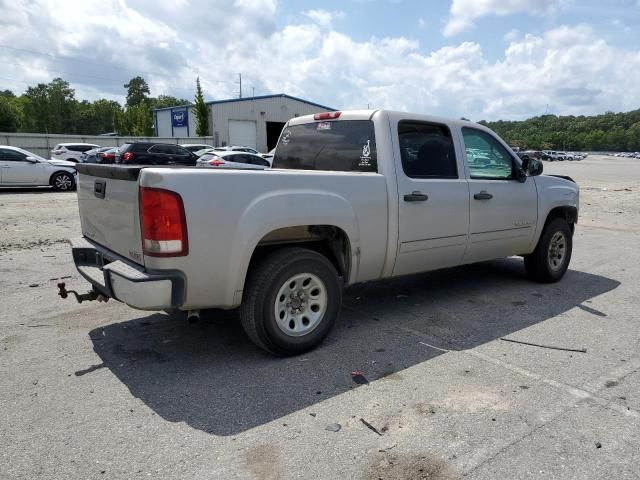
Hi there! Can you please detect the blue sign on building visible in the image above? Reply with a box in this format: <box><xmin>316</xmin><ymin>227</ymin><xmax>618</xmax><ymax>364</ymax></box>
<box><xmin>171</xmin><ymin>109</ymin><xmax>188</xmax><ymax>128</ymax></box>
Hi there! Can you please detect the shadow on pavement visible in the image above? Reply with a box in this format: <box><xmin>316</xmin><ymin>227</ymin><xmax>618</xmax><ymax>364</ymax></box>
<box><xmin>88</xmin><ymin>258</ymin><xmax>619</xmax><ymax>436</ymax></box>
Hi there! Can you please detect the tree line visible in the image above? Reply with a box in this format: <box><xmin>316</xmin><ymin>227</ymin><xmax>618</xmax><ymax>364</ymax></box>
<box><xmin>0</xmin><ymin>76</ymin><xmax>210</xmax><ymax>137</ymax></box>
<box><xmin>479</xmin><ymin>109</ymin><xmax>640</xmax><ymax>152</ymax></box>
<box><xmin>2</xmin><ymin>75</ymin><xmax>639</xmax><ymax>150</ymax></box>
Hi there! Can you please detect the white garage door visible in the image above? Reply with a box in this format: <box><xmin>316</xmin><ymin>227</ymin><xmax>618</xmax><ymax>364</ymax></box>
<box><xmin>228</xmin><ymin>120</ymin><xmax>257</xmax><ymax>149</ymax></box>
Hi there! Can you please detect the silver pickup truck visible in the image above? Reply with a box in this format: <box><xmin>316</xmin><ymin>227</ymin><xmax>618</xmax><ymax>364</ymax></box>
<box><xmin>65</xmin><ymin>110</ymin><xmax>579</xmax><ymax>355</ymax></box>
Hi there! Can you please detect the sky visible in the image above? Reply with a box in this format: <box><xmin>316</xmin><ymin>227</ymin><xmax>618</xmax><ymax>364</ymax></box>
<box><xmin>1</xmin><ymin>0</ymin><xmax>640</xmax><ymax>120</ymax></box>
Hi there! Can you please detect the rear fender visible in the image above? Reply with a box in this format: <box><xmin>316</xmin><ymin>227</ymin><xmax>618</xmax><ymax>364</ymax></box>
<box><xmin>227</xmin><ymin>190</ymin><xmax>360</xmax><ymax>306</ymax></box>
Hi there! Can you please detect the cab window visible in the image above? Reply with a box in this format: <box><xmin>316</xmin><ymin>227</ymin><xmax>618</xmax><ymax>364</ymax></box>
<box><xmin>398</xmin><ymin>121</ymin><xmax>457</xmax><ymax>178</ymax></box>
<box><xmin>462</xmin><ymin>128</ymin><xmax>514</xmax><ymax>180</ymax></box>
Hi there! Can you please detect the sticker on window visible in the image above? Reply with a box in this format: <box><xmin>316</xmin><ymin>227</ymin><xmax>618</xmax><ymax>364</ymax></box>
<box><xmin>316</xmin><ymin>122</ymin><xmax>332</xmax><ymax>131</ymax></box>
<box><xmin>359</xmin><ymin>139</ymin><xmax>372</xmax><ymax>167</ymax></box>
<box><xmin>281</xmin><ymin>129</ymin><xmax>292</xmax><ymax>145</ymax></box>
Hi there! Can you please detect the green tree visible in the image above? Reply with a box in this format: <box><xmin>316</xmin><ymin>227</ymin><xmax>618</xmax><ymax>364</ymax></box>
<box><xmin>0</xmin><ymin>96</ymin><xmax>19</xmax><ymax>132</ymax></box>
<box><xmin>47</xmin><ymin>78</ymin><xmax>76</xmax><ymax>133</ymax></box>
<box><xmin>193</xmin><ymin>77</ymin><xmax>209</xmax><ymax>136</ymax></box>
<box><xmin>21</xmin><ymin>83</ymin><xmax>50</xmax><ymax>133</ymax></box>
<box><xmin>151</xmin><ymin>95</ymin><xmax>190</xmax><ymax>110</ymax></box>
<box><xmin>115</xmin><ymin>103</ymin><xmax>153</xmax><ymax>136</ymax></box>
<box><xmin>124</xmin><ymin>76</ymin><xmax>150</xmax><ymax>107</ymax></box>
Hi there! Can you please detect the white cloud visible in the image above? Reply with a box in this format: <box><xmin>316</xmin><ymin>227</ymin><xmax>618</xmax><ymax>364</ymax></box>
<box><xmin>1</xmin><ymin>2</ymin><xmax>639</xmax><ymax>121</ymax></box>
<box><xmin>443</xmin><ymin>0</ymin><xmax>569</xmax><ymax>36</ymax></box>
<box><xmin>303</xmin><ymin>9</ymin><xmax>345</xmax><ymax>29</ymax></box>
<box><xmin>504</xmin><ymin>29</ymin><xmax>520</xmax><ymax>42</ymax></box>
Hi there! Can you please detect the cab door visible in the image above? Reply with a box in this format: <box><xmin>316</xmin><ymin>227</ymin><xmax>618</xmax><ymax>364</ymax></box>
<box><xmin>393</xmin><ymin>119</ymin><xmax>470</xmax><ymax>276</ymax></box>
<box><xmin>459</xmin><ymin>127</ymin><xmax>538</xmax><ymax>264</ymax></box>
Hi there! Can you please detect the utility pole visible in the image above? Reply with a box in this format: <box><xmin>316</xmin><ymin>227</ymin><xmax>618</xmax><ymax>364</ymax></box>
<box><xmin>237</xmin><ymin>73</ymin><xmax>242</xmax><ymax>99</ymax></box>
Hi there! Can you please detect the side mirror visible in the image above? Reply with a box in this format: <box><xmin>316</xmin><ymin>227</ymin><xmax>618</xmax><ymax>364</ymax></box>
<box><xmin>526</xmin><ymin>158</ymin><xmax>543</xmax><ymax>176</ymax></box>
<box><xmin>25</xmin><ymin>156</ymin><xmax>39</xmax><ymax>163</ymax></box>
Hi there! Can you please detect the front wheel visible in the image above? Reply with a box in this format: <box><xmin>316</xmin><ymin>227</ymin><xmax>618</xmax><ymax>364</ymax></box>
<box><xmin>51</xmin><ymin>172</ymin><xmax>75</xmax><ymax>191</ymax></box>
<box><xmin>240</xmin><ymin>247</ymin><xmax>342</xmax><ymax>356</ymax></box>
<box><xmin>524</xmin><ymin>218</ymin><xmax>573</xmax><ymax>283</ymax></box>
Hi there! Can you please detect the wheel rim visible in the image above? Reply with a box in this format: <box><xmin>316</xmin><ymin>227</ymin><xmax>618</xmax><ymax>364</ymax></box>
<box><xmin>547</xmin><ymin>231</ymin><xmax>567</xmax><ymax>271</ymax></box>
<box><xmin>274</xmin><ymin>273</ymin><xmax>327</xmax><ymax>337</ymax></box>
<box><xmin>55</xmin><ymin>174</ymin><xmax>72</xmax><ymax>190</ymax></box>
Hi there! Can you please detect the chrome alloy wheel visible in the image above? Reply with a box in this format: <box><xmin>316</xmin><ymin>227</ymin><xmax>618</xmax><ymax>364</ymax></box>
<box><xmin>54</xmin><ymin>174</ymin><xmax>73</xmax><ymax>190</ymax></box>
<box><xmin>274</xmin><ymin>273</ymin><xmax>327</xmax><ymax>337</ymax></box>
<box><xmin>547</xmin><ymin>231</ymin><xmax>567</xmax><ymax>271</ymax></box>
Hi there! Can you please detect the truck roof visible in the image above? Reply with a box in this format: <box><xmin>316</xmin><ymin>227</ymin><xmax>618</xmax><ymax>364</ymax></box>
<box><xmin>288</xmin><ymin>109</ymin><xmax>480</xmax><ymax>129</ymax></box>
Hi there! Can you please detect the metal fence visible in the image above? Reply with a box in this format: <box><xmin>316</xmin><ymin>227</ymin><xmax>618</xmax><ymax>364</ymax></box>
<box><xmin>1</xmin><ymin>132</ymin><xmax>215</xmax><ymax>158</ymax></box>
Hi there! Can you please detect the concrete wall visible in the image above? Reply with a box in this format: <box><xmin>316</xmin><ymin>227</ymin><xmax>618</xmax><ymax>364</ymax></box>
<box><xmin>0</xmin><ymin>132</ymin><xmax>214</xmax><ymax>158</ymax></box>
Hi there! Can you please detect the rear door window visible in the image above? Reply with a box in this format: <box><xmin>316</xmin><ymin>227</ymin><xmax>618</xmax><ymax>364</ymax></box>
<box><xmin>273</xmin><ymin>120</ymin><xmax>377</xmax><ymax>172</ymax></box>
<box><xmin>149</xmin><ymin>144</ymin><xmax>172</xmax><ymax>154</ymax></box>
<box><xmin>0</xmin><ymin>149</ymin><xmax>28</xmax><ymax>161</ymax></box>
<box><xmin>398</xmin><ymin>121</ymin><xmax>457</xmax><ymax>178</ymax></box>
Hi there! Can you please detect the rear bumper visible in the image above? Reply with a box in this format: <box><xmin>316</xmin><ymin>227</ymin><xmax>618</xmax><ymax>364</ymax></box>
<box><xmin>71</xmin><ymin>237</ymin><xmax>185</xmax><ymax>310</ymax></box>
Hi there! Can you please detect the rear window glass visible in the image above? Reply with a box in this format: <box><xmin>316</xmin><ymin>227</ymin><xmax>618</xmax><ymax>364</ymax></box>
<box><xmin>273</xmin><ymin>120</ymin><xmax>377</xmax><ymax>172</ymax></box>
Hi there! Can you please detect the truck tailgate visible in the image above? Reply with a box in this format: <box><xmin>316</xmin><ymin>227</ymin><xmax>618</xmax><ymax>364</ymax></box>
<box><xmin>75</xmin><ymin>164</ymin><xmax>145</xmax><ymax>265</ymax></box>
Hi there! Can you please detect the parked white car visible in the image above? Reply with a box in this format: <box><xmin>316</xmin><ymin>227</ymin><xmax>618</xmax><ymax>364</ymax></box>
<box><xmin>51</xmin><ymin>143</ymin><xmax>100</xmax><ymax>162</ymax></box>
<box><xmin>179</xmin><ymin>144</ymin><xmax>211</xmax><ymax>153</ymax></box>
<box><xmin>0</xmin><ymin>146</ymin><xmax>77</xmax><ymax>190</ymax></box>
<box><xmin>196</xmin><ymin>150</ymin><xmax>272</xmax><ymax>169</ymax></box>
<box><xmin>212</xmin><ymin>145</ymin><xmax>260</xmax><ymax>154</ymax></box>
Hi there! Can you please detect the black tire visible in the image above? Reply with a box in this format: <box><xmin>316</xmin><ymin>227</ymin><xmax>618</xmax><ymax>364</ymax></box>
<box><xmin>51</xmin><ymin>172</ymin><xmax>75</xmax><ymax>191</ymax></box>
<box><xmin>240</xmin><ymin>247</ymin><xmax>342</xmax><ymax>356</ymax></box>
<box><xmin>524</xmin><ymin>217</ymin><xmax>573</xmax><ymax>283</ymax></box>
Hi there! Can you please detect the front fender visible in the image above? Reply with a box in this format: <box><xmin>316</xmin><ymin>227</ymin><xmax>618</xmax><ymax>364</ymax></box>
<box><xmin>227</xmin><ymin>189</ymin><xmax>360</xmax><ymax>306</ymax></box>
<box><xmin>530</xmin><ymin>176</ymin><xmax>579</xmax><ymax>249</ymax></box>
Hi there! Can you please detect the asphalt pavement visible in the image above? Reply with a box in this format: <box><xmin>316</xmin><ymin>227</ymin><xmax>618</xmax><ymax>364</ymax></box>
<box><xmin>1</xmin><ymin>155</ymin><xmax>638</xmax><ymax>479</ymax></box>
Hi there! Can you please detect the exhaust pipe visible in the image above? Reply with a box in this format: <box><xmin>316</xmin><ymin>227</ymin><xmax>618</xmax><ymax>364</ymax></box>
<box><xmin>187</xmin><ymin>309</ymin><xmax>200</xmax><ymax>324</ymax></box>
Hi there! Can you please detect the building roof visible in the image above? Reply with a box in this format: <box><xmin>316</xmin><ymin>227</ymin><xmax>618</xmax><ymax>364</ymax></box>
<box><xmin>151</xmin><ymin>93</ymin><xmax>335</xmax><ymax>112</ymax></box>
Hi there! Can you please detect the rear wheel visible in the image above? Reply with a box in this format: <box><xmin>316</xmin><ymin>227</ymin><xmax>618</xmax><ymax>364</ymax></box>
<box><xmin>240</xmin><ymin>247</ymin><xmax>342</xmax><ymax>356</ymax></box>
<box><xmin>51</xmin><ymin>172</ymin><xmax>75</xmax><ymax>191</ymax></box>
<box><xmin>524</xmin><ymin>217</ymin><xmax>573</xmax><ymax>282</ymax></box>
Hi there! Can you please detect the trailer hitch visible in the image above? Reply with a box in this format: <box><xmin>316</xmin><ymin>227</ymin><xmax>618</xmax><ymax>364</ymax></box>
<box><xmin>57</xmin><ymin>282</ymin><xmax>109</xmax><ymax>304</ymax></box>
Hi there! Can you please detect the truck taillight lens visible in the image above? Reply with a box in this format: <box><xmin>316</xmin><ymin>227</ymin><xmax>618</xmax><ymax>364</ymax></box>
<box><xmin>122</xmin><ymin>152</ymin><xmax>134</xmax><ymax>162</ymax></box>
<box><xmin>139</xmin><ymin>187</ymin><xmax>188</xmax><ymax>257</ymax></box>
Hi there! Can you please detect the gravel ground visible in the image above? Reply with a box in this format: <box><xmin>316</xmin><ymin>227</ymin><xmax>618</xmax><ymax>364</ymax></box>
<box><xmin>0</xmin><ymin>155</ymin><xmax>639</xmax><ymax>479</ymax></box>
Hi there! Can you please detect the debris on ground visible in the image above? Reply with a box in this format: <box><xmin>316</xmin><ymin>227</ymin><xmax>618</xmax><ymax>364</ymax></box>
<box><xmin>351</xmin><ymin>371</ymin><xmax>369</xmax><ymax>385</ymax></box>
<box><xmin>500</xmin><ymin>337</ymin><xmax>587</xmax><ymax>353</ymax></box>
<box><xmin>360</xmin><ymin>418</ymin><xmax>383</xmax><ymax>436</ymax></box>
<box><xmin>325</xmin><ymin>423</ymin><xmax>341</xmax><ymax>432</ymax></box>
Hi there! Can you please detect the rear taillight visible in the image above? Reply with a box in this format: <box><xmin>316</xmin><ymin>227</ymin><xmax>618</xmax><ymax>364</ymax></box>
<box><xmin>139</xmin><ymin>187</ymin><xmax>188</xmax><ymax>257</ymax></box>
<box><xmin>314</xmin><ymin>111</ymin><xmax>341</xmax><ymax>120</ymax></box>
<box><xmin>208</xmin><ymin>159</ymin><xmax>226</xmax><ymax>166</ymax></box>
<box><xmin>122</xmin><ymin>152</ymin><xmax>135</xmax><ymax>162</ymax></box>
<box><xmin>102</xmin><ymin>153</ymin><xmax>115</xmax><ymax>159</ymax></box>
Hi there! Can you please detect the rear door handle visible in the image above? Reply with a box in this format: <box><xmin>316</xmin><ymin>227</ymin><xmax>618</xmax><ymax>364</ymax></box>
<box><xmin>474</xmin><ymin>191</ymin><xmax>493</xmax><ymax>200</ymax></box>
<box><xmin>404</xmin><ymin>191</ymin><xmax>429</xmax><ymax>202</ymax></box>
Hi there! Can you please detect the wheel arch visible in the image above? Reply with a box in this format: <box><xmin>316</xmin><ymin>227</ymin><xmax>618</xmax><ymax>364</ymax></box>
<box><xmin>49</xmin><ymin>169</ymin><xmax>76</xmax><ymax>187</ymax></box>
<box><xmin>229</xmin><ymin>224</ymin><xmax>354</xmax><ymax>307</ymax></box>
<box><xmin>544</xmin><ymin>206</ymin><xmax>578</xmax><ymax>231</ymax></box>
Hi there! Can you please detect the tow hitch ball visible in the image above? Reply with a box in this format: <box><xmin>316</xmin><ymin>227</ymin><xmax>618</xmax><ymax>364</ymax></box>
<box><xmin>57</xmin><ymin>282</ymin><xmax>108</xmax><ymax>304</ymax></box>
